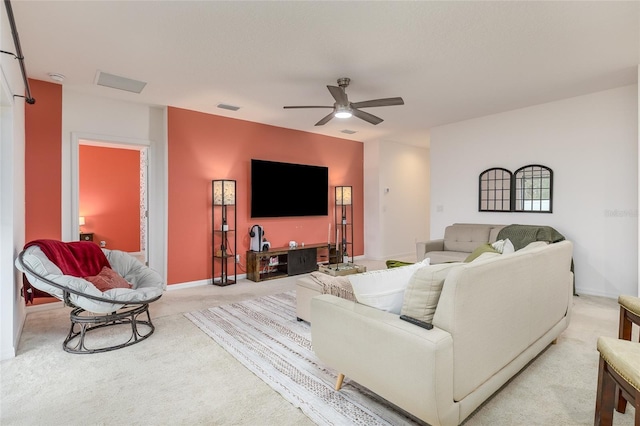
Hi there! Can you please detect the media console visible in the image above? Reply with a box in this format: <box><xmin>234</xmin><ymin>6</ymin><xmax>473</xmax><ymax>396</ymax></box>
<box><xmin>246</xmin><ymin>243</ymin><xmax>337</xmax><ymax>282</ymax></box>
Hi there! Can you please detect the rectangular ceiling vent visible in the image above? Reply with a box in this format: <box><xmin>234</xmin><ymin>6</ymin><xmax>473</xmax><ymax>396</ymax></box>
<box><xmin>341</xmin><ymin>129</ymin><xmax>357</xmax><ymax>134</ymax></box>
<box><xmin>95</xmin><ymin>71</ymin><xmax>147</xmax><ymax>94</ymax></box>
<box><xmin>217</xmin><ymin>103</ymin><xmax>240</xmax><ymax>111</ymax></box>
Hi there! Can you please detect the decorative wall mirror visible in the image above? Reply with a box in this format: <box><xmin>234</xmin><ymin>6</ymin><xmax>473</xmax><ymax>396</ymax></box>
<box><xmin>479</xmin><ymin>168</ymin><xmax>512</xmax><ymax>212</ymax></box>
<box><xmin>513</xmin><ymin>164</ymin><xmax>553</xmax><ymax>213</ymax></box>
<box><xmin>478</xmin><ymin>164</ymin><xmax>553</xmax><ymax>213</ymax></box>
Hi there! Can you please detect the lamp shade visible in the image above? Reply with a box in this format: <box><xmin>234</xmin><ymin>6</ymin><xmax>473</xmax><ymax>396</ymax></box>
<box><xmin>79</xmin><ymin>216</ymin><xmax>86</xmax><ymax>226</ymax></box>
<box><xmin>335</xmin><ymin>186</ymin><xmax>352</xmax><ymax>205</ymax></box>
<box><xmin>213</xmin><ymin>180</ymin><xmax>236</xmax><ymax>205</ymax></box>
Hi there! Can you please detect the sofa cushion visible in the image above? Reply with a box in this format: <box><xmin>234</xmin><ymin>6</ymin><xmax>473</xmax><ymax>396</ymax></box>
<box><xmin>471</xmin><ymin>251</ymin><xmax>502</xmax><ymax>262</ymax></box>
<box><xmin>426</xmin><ymin>251</ymin><xmax>469</xmax><ymax>264</ymax></box>
<box><xmin>464</xmin><ymin>243</ymin><xmax>499</xmax><ymax>262</ymax></box>
<box><xmin>401</xmin><ymin>262</ymin><xmax>461</xmax><ymax>323</ymax></box>
<box><xmin>518</xmin><ymin>241</ymin><xmax>549</xmax><ymax>252</ymax></box>
<box><xmin>349</xmin><ymin>261</ymin><xmax>426</xmax><ymax>314</ymax></box>
<box><xmin>443</xmin><ymin>225</ymin><xmax>492</xmax><ymax>253</ymax></box>
<box><xmin>488</xmin><ymin>225</ymin><xmax>506</xmax><ymax>243</ymax></box>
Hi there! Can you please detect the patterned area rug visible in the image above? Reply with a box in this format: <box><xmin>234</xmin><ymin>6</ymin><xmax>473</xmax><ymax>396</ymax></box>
<box><xmin>184</xmin><ymin>291</ymin><xmax>419</xmax><ymax>425</ymax></box>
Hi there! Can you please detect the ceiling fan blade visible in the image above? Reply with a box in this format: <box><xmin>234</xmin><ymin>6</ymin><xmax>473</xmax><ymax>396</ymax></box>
<box><xmin>283</xmin><ymin>105</ymin><xmax>333</xmax><ymax>109</ymax></box>
<box><xmin>327</xmin><ymin>85</ymin><xmax>348</xmax><ymax>105</ymax></box>
<box><xmin>352</xmin><ymin>108</ymin><xmax>383</xmax><ymax>125</ymax></box>
<box><xmin>315</xmin><ymin>112</ymin><xmax>334</xmax><ymax>126</ymax></box>
<box><xmin>351</xmin><ymin>97</ymin><xmax>405</xmax><ymax>109</ymax></box>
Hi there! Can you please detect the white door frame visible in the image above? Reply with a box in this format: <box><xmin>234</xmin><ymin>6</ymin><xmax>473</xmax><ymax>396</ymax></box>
<box><xmin>71</xmin><ymin>132</ymin><xmax>150</xmax><ymax>261</ymax></box>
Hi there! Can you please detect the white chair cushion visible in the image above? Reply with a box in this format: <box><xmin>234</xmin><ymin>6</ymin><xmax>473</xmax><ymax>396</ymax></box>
<box><xmin>17</xmin><ymin>246</ymin><xmax>164</xmax><ymax>314</ymax></box>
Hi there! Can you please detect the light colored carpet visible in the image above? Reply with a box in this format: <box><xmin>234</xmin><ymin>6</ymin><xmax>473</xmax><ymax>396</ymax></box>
<box><xmin>1</xmin><ymin>261</ymin><xmax>637</xmax><ymax>425</ymax></box>
<box><xmin>185</xmin><ymin>291</ymin><xmax>419</xmax><ymax>425</ymax></box>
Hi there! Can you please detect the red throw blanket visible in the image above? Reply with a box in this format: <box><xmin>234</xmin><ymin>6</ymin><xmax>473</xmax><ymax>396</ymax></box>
<box><xmin>22</xmin><ymin>239</ymin><xmax>111</xmax><ymax>303</ymax></box>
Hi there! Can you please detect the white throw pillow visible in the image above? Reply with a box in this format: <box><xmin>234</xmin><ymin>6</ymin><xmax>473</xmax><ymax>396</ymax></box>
<box><xmin>491</xmin><ymin>238</ymin><xmax>515</xmax><ymax>254</ymax></box>
<box><xmin>349</xmin><ymin>262</ymin><xmax>424</xmax><ymax>314</ymax></box>
<box><xmin>401</xmin><ymin>262</ymin><xmax>461</xmax><ymax>323</ymax></box>
<box><xmin>502</xmin><ymin>239</ymin><xmax>515</xmax><ymax>254</ymax></box>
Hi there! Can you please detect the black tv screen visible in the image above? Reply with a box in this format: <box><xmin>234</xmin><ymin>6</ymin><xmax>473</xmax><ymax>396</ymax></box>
<box><xmin>251</xmin><ymin>159</ymin><xmax>328</xmax><ymax>217</ymax></box>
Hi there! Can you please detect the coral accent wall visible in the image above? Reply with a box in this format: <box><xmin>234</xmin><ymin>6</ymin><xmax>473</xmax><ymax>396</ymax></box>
<box><xmin>167</xmin><ymin>107</ymin><xmax>364</xmax><ymax>285</ymax></box>
<box><xmin>79</xmin><ymin>145</ymin><xmax>140</xmax><ymax>252</ymax></box>
<box><xmin>25</xmin><ymin>79</ymin><xmax>62</xmax><ymax>242</ymax></box>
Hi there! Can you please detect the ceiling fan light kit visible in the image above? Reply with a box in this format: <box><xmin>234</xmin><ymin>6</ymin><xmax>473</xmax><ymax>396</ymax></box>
<box><xmin>284</xmin><ymin>77</ymin><xmax>404</xmax><ymax>126</ymax></box>
<box><xmin>334</xmin><ymin>105</ymin><xmax>352</xmax><ymax>119</ymax></box>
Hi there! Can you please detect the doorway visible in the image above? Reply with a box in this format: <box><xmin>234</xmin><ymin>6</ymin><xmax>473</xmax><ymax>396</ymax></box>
<box><xmin>77</xmin><ymin>139</ymin><xmax>148</xmax><ymax>264</ymax></box>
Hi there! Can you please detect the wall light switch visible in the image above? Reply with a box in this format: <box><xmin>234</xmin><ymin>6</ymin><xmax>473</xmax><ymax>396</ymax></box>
<box><xmin>100</xmin><ymin>240</ymin><xmax>106</xmax><ymax>248</ymax></box>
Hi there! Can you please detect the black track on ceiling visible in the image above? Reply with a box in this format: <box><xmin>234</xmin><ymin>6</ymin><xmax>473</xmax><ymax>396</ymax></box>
<box><xmin>1</xmin><ymin>0</ymin><xmax>35</xmax><ymax>104</ymax></box>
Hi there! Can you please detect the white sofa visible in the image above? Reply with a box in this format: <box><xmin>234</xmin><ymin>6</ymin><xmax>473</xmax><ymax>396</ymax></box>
<box><xmin>296</xmin><ymin>275</ymin><xmax>331</xmax><ymax>323</ymax></box>
<box><xmin>311</xmin><ymin>240</ymin><xmax>574</xmax><ymax>426</ymax></box>
<box><xmin>416</xmin><ymin>223</ymin><xmax>506</xmax><ymax>264</ymax></box>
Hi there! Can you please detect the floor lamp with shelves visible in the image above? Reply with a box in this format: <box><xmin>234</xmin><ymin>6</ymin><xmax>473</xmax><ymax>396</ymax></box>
<box><xmin>212</xmin><ymin>179</ymin><xmax>236</xmax><ymax>286</ymax></box>
<box><xmin>334</xmin><ymin>185</ymin><xmax>353</xmax><ymax>267</ymax></box>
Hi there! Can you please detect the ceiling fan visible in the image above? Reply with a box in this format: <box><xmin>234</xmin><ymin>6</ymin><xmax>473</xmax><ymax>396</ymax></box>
<box><xmin>283</xmin><ymin>77</ymin><xmax>404</xmax><ymax>126</ymax></box>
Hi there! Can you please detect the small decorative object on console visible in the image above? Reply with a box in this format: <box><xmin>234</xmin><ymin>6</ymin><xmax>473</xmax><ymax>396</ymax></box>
<box><xmin>249</xmin><ymin>224</ymin><xmax>265</xmax><ymax>251</ymax></box>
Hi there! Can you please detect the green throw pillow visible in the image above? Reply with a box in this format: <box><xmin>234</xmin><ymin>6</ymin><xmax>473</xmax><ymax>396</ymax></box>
<box><xmin>386</xmin><ymin>260</ymin><xmax>415</xmax><ymax>269</ymax></box>
<box><xmin>464</xmin><ymin>243</ymin><xmax>499</xmax><ymax>262</ymax></box>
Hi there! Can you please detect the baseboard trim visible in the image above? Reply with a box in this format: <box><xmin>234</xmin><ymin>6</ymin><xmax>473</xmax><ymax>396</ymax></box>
<box><xmin>573</xmin><ymin>288</ymin><xmax>621</xmax><ymax>300</ymax></box>
<box><xmin>167</xmin><ymin>274</ymin><xmax>248</xmax><ymax>291</ymax></box>
<box><xmin>1</xmin><ymin>347</ymin><xmax>16</xmax><ymax>360</ymax></box>
<box><xmin>361</xmin><ymin>252</ymin><xmax>415</xmax><ymax>262</ymax></box>
<box><xmin>25</xmin><ymin>301</ymin><xmax>64</xmax><ymax>313</ymax></box>
<box><xmin>166</xmin><ymin>279</ymin><xmax>209</xmax><ymax>290</ymax></box>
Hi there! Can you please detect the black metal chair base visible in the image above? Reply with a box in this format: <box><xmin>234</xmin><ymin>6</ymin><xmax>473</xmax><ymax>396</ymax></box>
<box><xmin>63</xmin><ymin>303</ymin><xmax>155</xmax><ymax>354</ymax></box>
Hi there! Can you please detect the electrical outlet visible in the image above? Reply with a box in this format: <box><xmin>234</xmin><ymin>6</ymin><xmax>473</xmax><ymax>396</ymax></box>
<box><xmin>235</xmin><ymin>254</ymin><xmax>240</xmax><ymax>263</ymax></box>
<box><xmin>100</xmin><ymin>241</ymin><xmax>106</xmax><ymax>248</ymax></box>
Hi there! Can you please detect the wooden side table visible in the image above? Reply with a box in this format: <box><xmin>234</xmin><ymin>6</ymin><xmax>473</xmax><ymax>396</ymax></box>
<box><xmin>79</xmin><ymin>232</ymin><xmax>94</xmax><ymax>242</ymax></box>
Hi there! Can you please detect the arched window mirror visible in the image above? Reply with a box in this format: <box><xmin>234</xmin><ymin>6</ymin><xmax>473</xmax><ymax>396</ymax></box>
<box><xmin>513</xmin><ymin>164</ymin><xmax>553</xmax><ymax>213</ymax></box>
<box><xmin>479</xmin><ymin>167</ymin><xmax>512</xmax><ymax>212</ymax></box>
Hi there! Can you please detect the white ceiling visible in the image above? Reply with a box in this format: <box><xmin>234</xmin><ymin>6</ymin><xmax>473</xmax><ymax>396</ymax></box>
<box><xmin>5</xmin><ymin>1</ymin><xmax>639</xmax><ymax>148</ymax></box>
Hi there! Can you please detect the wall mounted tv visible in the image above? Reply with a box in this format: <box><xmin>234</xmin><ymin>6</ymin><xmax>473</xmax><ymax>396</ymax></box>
<box><xmin>251</xmin><ymin>159</ymin><xmax>328</xmax><ymax>218</ymax></box>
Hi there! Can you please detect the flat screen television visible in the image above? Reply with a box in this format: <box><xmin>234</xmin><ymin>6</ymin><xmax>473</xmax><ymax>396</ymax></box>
<box><xmin>251</xmin><ymin>159</ymin><xmax>328</xmax><ymax>217</ymax></box>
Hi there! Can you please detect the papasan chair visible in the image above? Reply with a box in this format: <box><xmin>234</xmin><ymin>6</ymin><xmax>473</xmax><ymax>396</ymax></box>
<box><xmin>16</xmin><ymin>239</ymin><xmax>164</xmax><ymax>354</ymax></box>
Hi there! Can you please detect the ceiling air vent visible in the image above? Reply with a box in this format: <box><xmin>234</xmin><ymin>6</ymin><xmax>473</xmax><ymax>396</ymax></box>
<box><xmin>217</xmin><ymin>103</ymin><xmax>240</xmax><ymax>111</ymax></box>
<box><xmin>341</xmin><ymin>129</ymin><xmax>357</xmax><ymax>135</ymax></box>
<box><xmin>95</xmin><ymin>71</ymin><xmax>146</xmax><ymax>94</ymax></box>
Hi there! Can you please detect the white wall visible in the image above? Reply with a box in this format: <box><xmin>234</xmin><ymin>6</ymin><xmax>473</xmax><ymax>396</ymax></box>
<box><xmin>61</xmin><ymin>91</ymin><xmax>167</xmax><ymax>279</ymax></box>
<box><xmin>1</xmin><ymin>6</ymin><xmax>27</xmax><ymax>359</ymax></box>
<box><xmin>364</xmin><ymin>140</ymin><xmax>429</xmax><ymax>260</ymax></box>
<box><xmin>431</xmin><ymin>85</ymin><xmax>638</xmax><ymax>298</ymax></box>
